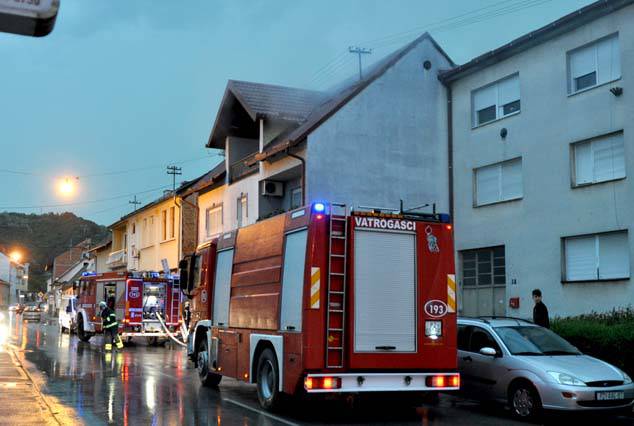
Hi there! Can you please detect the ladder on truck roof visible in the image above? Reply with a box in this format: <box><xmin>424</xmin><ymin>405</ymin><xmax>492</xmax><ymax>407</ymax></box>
<box><xmin>169</xmin><ymin>285</ymin><xmax>180</xmax><ymax>325</ymax></box>
<box><xmin>326</xmin><ymin>203</ymin><xmax>348</xmax><ymax>369</ymax></box>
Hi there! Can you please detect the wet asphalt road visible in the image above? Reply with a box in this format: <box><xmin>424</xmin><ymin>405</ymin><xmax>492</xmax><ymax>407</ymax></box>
<box><xmin>7</xmin><ymin>316</ymin><xmax>634</xmax><ymax>426</ymax></box>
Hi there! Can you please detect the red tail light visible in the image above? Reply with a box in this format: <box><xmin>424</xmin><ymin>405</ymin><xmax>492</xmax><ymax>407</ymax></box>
<box><xmin>304</xmin><ymin>376</ymin><xmax>341</xmax><ymax>391</ymax></box>
<box><xmin>426</xmin><ymin>374</ymin><xmax>460</xmax><ymax>388</ymax></box>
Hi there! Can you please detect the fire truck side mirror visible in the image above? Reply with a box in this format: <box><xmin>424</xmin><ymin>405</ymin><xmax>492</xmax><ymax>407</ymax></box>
<box><xmin>178</xmin><ymin>259</ymin><xmax>189</xmax><ymax>291</ymax></box>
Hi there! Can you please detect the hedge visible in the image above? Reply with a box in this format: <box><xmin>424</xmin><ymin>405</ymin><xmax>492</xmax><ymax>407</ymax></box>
<box><xmin>551</xmin><ymin>307</ymin><xmax>634</xmax><ymax>378</ymax></box>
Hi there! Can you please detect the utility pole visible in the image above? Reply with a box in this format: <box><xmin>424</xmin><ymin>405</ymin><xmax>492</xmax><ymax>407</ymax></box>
<box><xmin>349</xmin><ymin>46</ymin><xmax>372</xmax><ymax>80</ymax></box>
<box><xmin>129</xmin><ymin>195</ymin><xmax>142</xmax><ymax>211</ymax></box>
<box><xmin>166</xmin><ymin>165</ymin><xmax>182</xmax><ymax>192</ymax></box>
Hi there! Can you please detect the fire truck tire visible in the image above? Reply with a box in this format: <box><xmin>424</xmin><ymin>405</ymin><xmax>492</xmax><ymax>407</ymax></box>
<box><xmin>77</xmin><ymin>316</ymin><xmax>91</xmax><ymax>342</ymax></box>
<box><xmin>256</xmin><ymin>348</ymin><xmax>283</xmax><ymax>412</ymax></box>
<box><xmin>197</xmin><ymin>339</ymin><xmax>222</xmax><ymax>387</ymax></box>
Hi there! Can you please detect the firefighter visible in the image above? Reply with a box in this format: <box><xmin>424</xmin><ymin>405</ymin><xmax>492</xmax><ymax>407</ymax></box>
<box><xmin>183</xmin><ymin>301</ymin><xmax>191</xmax><ymax>329</ymax></box>
<box><xmin>99</xmin><ymin>301</ymin><xmax>123</xmax><ymax>351</ymax></box>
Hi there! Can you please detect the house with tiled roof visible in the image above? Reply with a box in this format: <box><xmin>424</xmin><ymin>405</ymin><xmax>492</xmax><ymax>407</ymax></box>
<box><xmin>203</xmin><ymin>32</ymin><xmax>455</xmax><ymax>235</ymax></box>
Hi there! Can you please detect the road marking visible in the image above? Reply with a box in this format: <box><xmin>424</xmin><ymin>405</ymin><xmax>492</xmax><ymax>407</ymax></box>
<box><xmin>222</xmin><ymin>398</ymin><xmax>299</xmax><ymax>426</ymax></box>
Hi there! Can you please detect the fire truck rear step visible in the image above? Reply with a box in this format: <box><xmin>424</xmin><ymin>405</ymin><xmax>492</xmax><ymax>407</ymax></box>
<box><xmin>326</xmin><ymin>203</ymin><xmax>348</xmax><ymax>369</ymax></box>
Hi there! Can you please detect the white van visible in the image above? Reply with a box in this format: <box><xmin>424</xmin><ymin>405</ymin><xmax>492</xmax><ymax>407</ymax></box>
<box><xmin>58</xmin><ymin>296</ymin><xmax>77</xmax><ymax>333</ymax></box>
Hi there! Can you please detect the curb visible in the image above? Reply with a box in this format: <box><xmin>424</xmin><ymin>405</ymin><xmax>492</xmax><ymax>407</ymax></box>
<box><xmin>7</xmin><ymin>344</ymin><xmax>64</xmax><ymax>426</ymax></box>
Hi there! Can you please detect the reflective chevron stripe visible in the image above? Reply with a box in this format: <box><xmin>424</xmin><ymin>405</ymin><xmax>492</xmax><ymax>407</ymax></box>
<box><xmin>447</xmin><ymin>274</ymin><xmax>456</xmax><ymax>313</ymax></box>
<box><xmin>310</xmin><ymin>267</ymin><xmax>320</xmax><ymax>309</ymax></box>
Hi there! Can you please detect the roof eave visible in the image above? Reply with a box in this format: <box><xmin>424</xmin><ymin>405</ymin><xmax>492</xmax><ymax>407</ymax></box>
<box><xmin>440</xmin><ymin>0</ymin><xmax>634</xmax><ymax>83</ymax></box>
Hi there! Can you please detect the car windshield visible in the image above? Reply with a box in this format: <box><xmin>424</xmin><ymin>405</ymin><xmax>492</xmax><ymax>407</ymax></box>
<box><xmin>494</xmin><ymin>326</ymin><xmax>581</xmax><ymax>356</ymax></box>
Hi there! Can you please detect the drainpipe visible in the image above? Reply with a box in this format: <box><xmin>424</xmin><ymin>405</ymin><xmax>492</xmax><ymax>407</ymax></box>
<box><xmin>447</xmin><ymin>85</ymin><xmax>454</xmax><ymax>221</ymax></box>
<box><xmin>286</xmin><ymin>149</ymin><xmax>306</xmax><ymax>206</ymax></box>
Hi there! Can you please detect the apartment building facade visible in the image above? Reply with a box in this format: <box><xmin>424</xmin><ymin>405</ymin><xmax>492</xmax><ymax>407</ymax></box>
<box><xmin>441</xmin><ymin>0</ymin><xmax>634</xmax><ymax>317</ymax></box>
<box><xmin>109</xmin><ymin>193</ymin><xmax>185</xmax><ymax>273</ymax></box>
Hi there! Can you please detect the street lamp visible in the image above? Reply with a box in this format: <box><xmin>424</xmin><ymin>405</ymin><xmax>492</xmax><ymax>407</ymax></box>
<box><xmin>9</xmin><ymin>251</ymin><xmax>22</xmax><ymax>263</ymax></box>
<box><xmin>57</xmin><ymin>177</ymin><xmax>77</xmax><ymax>198</ymax></box>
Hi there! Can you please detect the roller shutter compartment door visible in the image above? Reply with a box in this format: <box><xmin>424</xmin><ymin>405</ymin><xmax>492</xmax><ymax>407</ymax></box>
<box><xmin>354</xmin><ymin>230</ymin><xmax>417</xmax><ymax>352</ymax></box>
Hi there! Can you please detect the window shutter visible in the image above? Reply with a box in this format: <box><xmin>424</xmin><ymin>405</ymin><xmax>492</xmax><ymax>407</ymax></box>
<box><xmin>565</xmin><ymin>236</ymin><xmax>597</xmax><ymax>280</ymax></box>
<box><xmin>501</xmin><ymin>158</ymin><xmax>522</xmax><ymax>200</ymax></box>
<box><xmin>497</xmin><ymin>75</ymin><xmax>519</xmax><ymax>106</ymax></box>
<box><xmin>574</xmin><ymin>141</ymin><xmax>593</xmax><ymax>184</ymax></box>
<box><xmin>593</xmin><ymin>134</ymin><xmax>625</xmax><ymax>182</ymax></box>
<box><xmin>599</xmin><ymin>232</ymin><xmax>629</xmax><ymax>279</ymax></box>
<box><xmin>473</xmin><ymin>85</ymin><xmax>497</xmax><ymax>125</ymax></box>
<box><xmin>597</xmin><ymin>36</ymin><xmax>620</xmax><ymax>83</ymax></box>
<box><xmin>570</xmin><ymin>45</ymin><xmax>595</xmax><ymax>80</ymax></box>
<box><xmin>476</xmin><ymin>164</ymin><xmax>500</xmax><ymax>205</ymax></box>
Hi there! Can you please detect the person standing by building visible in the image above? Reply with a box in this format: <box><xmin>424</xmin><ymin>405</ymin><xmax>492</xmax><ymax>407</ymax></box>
<box><xmin>532</xmin><ymin>289</ymin><xmax>550</xmax><ymax>329</ymax></box>
<box><xmin>99</xmin><ymin>301</ymin><xmax>123</xmax><ymax>350</ymax></box>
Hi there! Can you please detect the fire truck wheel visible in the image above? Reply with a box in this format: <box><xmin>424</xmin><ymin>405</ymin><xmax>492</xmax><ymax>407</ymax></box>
<box><xmin>77</xmin><ymin>316</ymin><xmax>91</xmax><ymax>342</ymax></box>
<box><xmin>256</xmin><ymin>348</ymin><xmax>283</xmax><ymax>411</ymax></box>
<box><xmin>197</xmin><ymin>339</ymin><xmax>222</xmax><ymax>387</ymax></box>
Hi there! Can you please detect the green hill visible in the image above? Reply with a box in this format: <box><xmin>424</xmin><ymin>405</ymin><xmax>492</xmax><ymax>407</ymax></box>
<box><xmin>0</xmin><ymin>212</ymin><xmax>109</xmax><ymax>292</ymax></box>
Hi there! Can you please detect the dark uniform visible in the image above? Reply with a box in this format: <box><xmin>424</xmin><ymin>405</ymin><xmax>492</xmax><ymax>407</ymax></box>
<box><xmin>101</xmin><ymin>305</ymin><xmax>122</xmax><ymax>350</ymax></box>
<box><xmin>533</xmin><ymin>301</ymin><xmax>550</xmax><ymax>329</ymax></box>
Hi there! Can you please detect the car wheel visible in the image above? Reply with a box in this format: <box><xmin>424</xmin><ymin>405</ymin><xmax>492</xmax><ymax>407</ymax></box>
<box><xmin>509</xmin><ymin>381</ymin><xmax>542</xmax><ymax>420</ymax></box>
<box><xmin>256</xmin><ymin>348</ymin><xmax>284</xmax><ymax>411</ymax></box>
<box><xmin>77</xmin><ymin>316</ymin><xmax>91</xmax><ymax>342</ymax></box>
<box><xmin>196</xmin><ymin>338</ymin><xmax>222</xmax><ymax>387</ymax></box>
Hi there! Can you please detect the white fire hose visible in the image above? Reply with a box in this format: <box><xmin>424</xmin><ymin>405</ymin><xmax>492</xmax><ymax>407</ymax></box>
<box><xmin>155</xmin><ymin>312</ymin><xmax>187</xmax><ymax>347</ymax></box>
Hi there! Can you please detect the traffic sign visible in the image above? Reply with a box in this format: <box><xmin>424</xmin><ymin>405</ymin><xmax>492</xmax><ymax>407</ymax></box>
<box><xmin>0</xmin><ymin>0</ymin><xmax>59</xmax><ymax>37</ymax></box>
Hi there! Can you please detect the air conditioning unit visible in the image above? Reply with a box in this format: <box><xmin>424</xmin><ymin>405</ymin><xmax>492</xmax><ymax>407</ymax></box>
<box><xmin>261</xmin><ymin>180</ymin><xmax>283</xmax><ymax>197</ymax></box>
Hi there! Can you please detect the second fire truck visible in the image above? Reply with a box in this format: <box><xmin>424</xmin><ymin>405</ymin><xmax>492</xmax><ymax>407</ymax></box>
<box><xmin>73</xmin><ymin>271</ymin><xmax>182</xmax><ymax>345</ymax></box>
<box><xmin>179</xmin><ymin>201</ymin><xmax>459</xmax><ymax>410</ymax></box>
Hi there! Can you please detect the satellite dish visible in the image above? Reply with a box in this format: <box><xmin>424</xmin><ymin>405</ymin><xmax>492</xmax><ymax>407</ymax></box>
<box><xmin>0</xmin><ymin>0</ymin><xmax>60</xmax><ymax>37</ymax></box>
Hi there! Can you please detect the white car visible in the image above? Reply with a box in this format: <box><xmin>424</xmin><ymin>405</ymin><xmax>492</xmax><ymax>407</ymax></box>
<box><xmin>58</xmin><ymin>296</ymin><xmax>77</xmax><ymax>333</ymax></box>
<box><xmin>457</xmin><ymin>317</ymin><xmax>633</xmax><ymax>420</ymax></box>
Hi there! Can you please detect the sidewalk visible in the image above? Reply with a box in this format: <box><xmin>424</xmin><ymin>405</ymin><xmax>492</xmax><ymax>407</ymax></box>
<box><xmin>0</xmin><ymin>348</ymin><xmax>59</xmax><ymax>425</ymax></box>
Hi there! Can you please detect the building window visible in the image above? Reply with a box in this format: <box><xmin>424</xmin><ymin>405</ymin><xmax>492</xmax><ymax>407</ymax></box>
<box><xmin>132</xmin><ymin>223</ymin><xmax>136</xmax><ymax>234</ymax></box>
<box><xmin>237</xmin><ymin>194</ymin><xmax>248</xmax><ymax>228</ymax></box>
<box><xmin>142</xmin><ymin>218</ymin><xmax>148</xmax><ymax>247</ymax></box>
<box><xmin>290</xmin><ymin>187</ymin><xmax>302</xmax><ymax>209</ymax></box>
<box><xmin>161</xmin><ymin>210</ymin><xmax>168</xmax><ymax>241</ymax></box>
<box><xmin>462</xmin><ymin>246</ymin><xmax>506</xmax><ymax>287</ymax></box>
<box><xmin>475</xmin><ymin>158</ymin><xmax>522</xmax><ymax>206</ymax></box>
<box><xmin>206</xmin><ymin>205</ymin><xmax>223</xmax><ymax>237</ymax></box>
<box><xmin>573</xmin><ymin>131</ymin><xmax>625</xmax><ymax>186</ymax></box>
<box><xmin>564</xmin><ymin>231</ymin><xmax>629</xmax><ymax>281</ymax></box>
<box><xmin>568</xmin><ymin>34</ymin><xmax>620</xmax><ymax>94</ymax></box>
<box><xmin>169</xmin><ymin>206</ymin><xmax>175</xmax><ymax>239</ymax></box>
<box><xmin>472</xmin><ymin>74</ymin><xmax>520</xmax><ymax>127</ymax></box>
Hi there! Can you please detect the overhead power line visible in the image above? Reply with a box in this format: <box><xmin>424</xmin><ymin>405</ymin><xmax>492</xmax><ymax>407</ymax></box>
<box><xmin>306</xmin><ymin>0</ymin><xmax>555</xmax><ymax>89</ymax></box>
<box><xmin>0</xmin><ymin>184</ymin><xmax>173</xmax><ymax>210</ymax></box>
<box><xmin>0</xmin><ymin>153</ymin><xmax>221</xmax><ymax>179</ymax></box>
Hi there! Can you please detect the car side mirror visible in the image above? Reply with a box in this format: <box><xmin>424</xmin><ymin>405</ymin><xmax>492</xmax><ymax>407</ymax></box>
<box><xmin>479</xmin><ymin>347</ymin><xmax>498</xmax><ymax>357</ymax></box>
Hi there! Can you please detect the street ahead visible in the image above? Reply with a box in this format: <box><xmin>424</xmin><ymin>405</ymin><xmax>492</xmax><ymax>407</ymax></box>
<box><xmin>4</xmin><ymin>317</ymin><xmax>633</xmax><ymax>426</ymax></box>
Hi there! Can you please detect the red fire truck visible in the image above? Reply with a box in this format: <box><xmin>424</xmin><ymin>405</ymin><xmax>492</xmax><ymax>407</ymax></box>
<box><xmin>179</xmin><ymin>202</ymin><xmax>459</xmax><ymax>410</ymax></box>
<box><xmin>74</xmin><ymin>271</ymin><xmax>182</xmax><ymax>344</ymax></box>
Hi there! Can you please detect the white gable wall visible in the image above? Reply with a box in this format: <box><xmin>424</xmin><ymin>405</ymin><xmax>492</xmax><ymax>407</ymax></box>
<box><xmin>306</xmin><ymin>37</ymin><xmax>451</xmax><ymax>214</ymax></box>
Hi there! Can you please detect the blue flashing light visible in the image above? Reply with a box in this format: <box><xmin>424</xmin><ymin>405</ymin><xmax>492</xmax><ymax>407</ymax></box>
<box><xmin>439</xmin><ymin>213</ymin><xmax>451</xmax><ymax>223</ymax></box>
<box><xmin>81</xmin><ymin>271</ymin><xmax>97</xmax><ymax>277</ymax></box>
<box><xmin>313</xmin><ymin>202</ymin><xmax>326</xmax><ymax>213</ymax></box>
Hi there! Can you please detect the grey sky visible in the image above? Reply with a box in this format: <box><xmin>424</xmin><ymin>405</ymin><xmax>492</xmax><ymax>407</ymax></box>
<box><xmin>0</xmin><ymin>0</ymin><xmax>592</xmax><ymax>225</ymax></box>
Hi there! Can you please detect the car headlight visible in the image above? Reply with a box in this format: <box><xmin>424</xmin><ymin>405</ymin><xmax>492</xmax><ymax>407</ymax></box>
<box><xmin>547</xmin><ymin>371</ymin><xmax>587</xmax><ymax>387</ymax></box>
<box><xmin>615</xmin><ymin>368</ymin><xmax>632</xmax><ymax>384</ymax></box>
